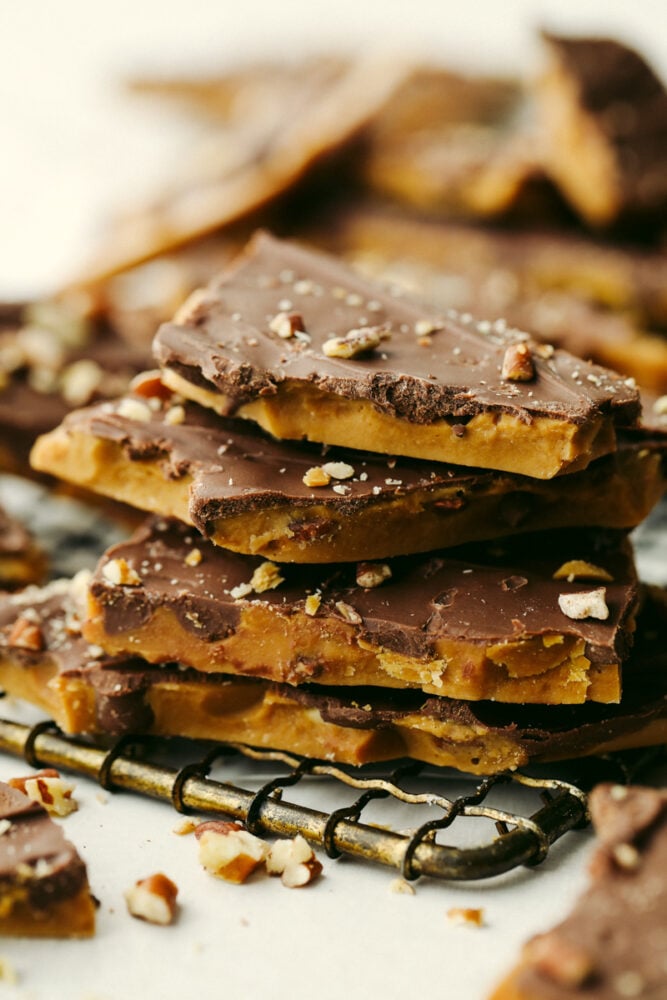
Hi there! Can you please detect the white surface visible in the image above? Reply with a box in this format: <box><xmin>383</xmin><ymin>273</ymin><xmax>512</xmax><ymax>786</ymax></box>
<box><xmin>1</xmin><ymin>4</ymin><xmax>667</xmax><ymax>998</ymax></box>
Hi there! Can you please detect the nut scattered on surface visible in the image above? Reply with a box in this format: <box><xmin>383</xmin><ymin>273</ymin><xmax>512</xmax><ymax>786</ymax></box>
<box><xmin>335</xmin><ymin>601</ymin><xmax>363</xmax><ymax>625</ymax></box>
<box><xmin>196</xmin><ymin>821</ymin><xmax>268</xmax><ymax>884</ymax></box>
<box><xmin>304</xmin><ymin>593</ymin><xmax>322</xmax><ymax>616</ymax></box>
<box><xmin>124</xmin><ymin>873</ymin><xmax>178</xmax><ymax>925</ymax></box>
<box><xmin>302</xmin><ymin>466</ymin><xmax>331</xmax><ymax>488</ymax></box>
<box><xmin>446</xmin><ymin>907</ymin><xmax>485</xmax><ymax>928</ymax></box>
<box><xmin>501</xmin><ymin>342</ymin><xmax>535</xmax><ymax>381</ymax></box>
<box><xmin>322</xmin><ymin>325</ymin><xmax>387</xmax><ymax>359</ymax></box>
<box><xmin>173</xmin><ymin>288</ymin><xmax>217</xmax><ymax>325</ymax></box>
<box><xmin>249</xmin><ymin>561</ymin><xmax>284</xmax><ymax>594</ymax></box>
<box><xmin>164</xmin><ymin>404</ymin><xmax>186</xmax><ymax>426</ymax></box>
<box><xmin>612</xmin><ymin>843</ymin><xmax>641</xmax><ymax>870</ymax></box>
<box><xmin>9</xmin><ymin>769</ymin><xmax>77</xmax><ymax>817</ymax></box>
<box><xmin>269</xmin><ymin>311</ymin><xmax>305</xmax><ymax>339</ymax></box>
<box><xmin>60</xmin><ymin>359</ymin><xmax>103</xmax><ymax>406</ymax></box>
<box><xmin>414</xmin><ymin>319</ymin><xmax>443</xmax><ymax>337</ymax></box>
<box><xmin>552</xmin><ymin>560</ymin><xmax>613</xmax><ymax>582</ymax></box>
<box><xmin>116</xmin><ymin>397</ymin><xmax>152</xmax><ymax>422</ymax></box>
<box><xmin>7</xmin><ymin>616</ymin><xmax>44</xmax><ymax>652</ymax></box>
<box><xmin>266</xmin><ymin>835</ymin><xmax>322</xmax><ymax>888</ymax></box>
<box><xmin>102</xmin><ymin>558</ymin><xmax>142</xmax><ymax>587</ymax></box>
<box><xmin>356</xmin><ymin>562</ymin><xmax>392</xmax><ymax>589</ymax></box>
<box><xmin>653</xmin><ymin>395</ymin><xmax>667</xmax><ymax>416</ymax></box>
<box><xmin>558</xmin><ymin>587</ymin><xmax>609</xmax><ymax>621</ymax></box>
<box><xmin>184</xmin><ymin>548</ymin><xmax>202</xmax><ymax>567</ymax></box>
<box><xmin>321</xmin><ymin>461</ymin><xmax>355</xmax><ymax>480</ymax></box>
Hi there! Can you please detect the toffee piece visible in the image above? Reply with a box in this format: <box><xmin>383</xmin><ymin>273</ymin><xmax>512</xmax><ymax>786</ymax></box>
<box><xmin>154</xmin><ymin>233</ymin><xmax>640</xmax><ymax>480</ymax></box>
<box><xmin>83</xmin><ymin>519</ymin><xmax>639</xmax><ymax>705</ymax></box>
<box><xmin>1</xmin><ymin>581</ymin><xmax>667</xmax><ymax>776</ymax></box>
<box><xmin>0</xmin><ymin>778</ymin><xmax>95</xmax><ymax>937</ymax></box>
<box><xmin>538</xmin><ymin>33</ymin><xmax>667</xmax><ymax>228</ymax></box>
<box><xmin>491</xmin><ymin>780</ymin><xmax>667</xmax><ymax>998</ymax></box>
<box><xmin>30</xmin><ymin>381</ymin><xmax>666</xmax><ymax>563</ymax></box>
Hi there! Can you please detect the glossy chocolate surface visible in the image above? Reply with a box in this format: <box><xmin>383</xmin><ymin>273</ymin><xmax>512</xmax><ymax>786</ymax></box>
<box><xmin>154</xmin><ymin>232</ymin><xmax>639</xmax><ymax>427</ymax></box>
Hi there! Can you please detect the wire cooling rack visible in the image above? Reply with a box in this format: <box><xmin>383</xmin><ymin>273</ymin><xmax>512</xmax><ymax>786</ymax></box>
<box><xmin>0</xmin><ymin>716</ymin><xmax>662</xmax><ymax>883</ymax></box>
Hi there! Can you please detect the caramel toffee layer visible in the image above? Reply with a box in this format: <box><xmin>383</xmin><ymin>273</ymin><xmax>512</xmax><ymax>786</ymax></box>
<box><xmin>153</xmin><ymin>232</ymin><xmax>639</xmax><ymax>478</ymax></box>
<box><xmin>0</xmin><ymin>779</ymin><xmax>94</xmax><ymax>936</ymax></box>
<box><xmin>30</xmin><ymin>386</ymin><xmax>666</xmax><ymax>563</ymax></box>
<box><xmin>1</xmin><ymin>582</ymin><xmax>666</xmax><ymax>775</ymax></box>
<box><xmin>491</xmin><ymin>782</ymin><xmax>667</xmax><ymax>999</ymax></box>
<box><xmin>84</xmin><ymin>519</ymin><xmax>639</xmax><ymax>704</ymax></box>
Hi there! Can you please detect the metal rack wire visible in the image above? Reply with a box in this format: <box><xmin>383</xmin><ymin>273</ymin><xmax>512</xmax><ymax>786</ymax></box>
<box><xmin>2</xmin><ymin>716</ymin><xmax>661</xmax><ymax>884</ymax></box>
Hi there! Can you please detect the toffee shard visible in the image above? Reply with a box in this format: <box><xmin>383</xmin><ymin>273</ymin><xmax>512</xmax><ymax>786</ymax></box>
<box><xmin>82</xmin><ymin>518</ymin><xmax>639</xmax><ymax>705</ymax></box>
<box><xmin>489</xmin><ymin>782</ymin><xmax>667</xmax><ymax>998</ymax></box>
<box><xmin>30</xmin><ymin>388</ymin><xmax>666</xmax><ymax>563</ymax></box>
<box><xmin>153</xmin><ymin>232</ymin><xmax>640</xmax><ymax>480</ymax></box>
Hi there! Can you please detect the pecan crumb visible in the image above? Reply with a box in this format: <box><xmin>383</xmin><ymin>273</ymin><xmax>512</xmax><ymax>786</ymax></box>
<box><xmin>125</xmin><ymin>873</ymin><xmax>178</xmax><ymax>925</ymax></box>
<box><xmin>9</xmin><ymin>769</ymin><xmax>77</xmax><ymax>817</ymax></box>
<box><xmin>196</xmin><ymin>821</ymin><xmax>268</xmax><ymax>884</ymax></box>
<box><xmin>356</xmin><ymin>562</ymin><xmax>392</xmax><ymax>589</ymax></box>
<box><xmin>335</xmin><ymin>601</ymin><xmax>362</xmax><ymax>625</ymax></box>
<box><xmin>7</xmin><ymin>616</ymin><xmax>44</xmax><ymax>652</ymax></box>
<box><xmin>447</xmin><ymin>907</ymin><xmax>485</xmax><ymax>927</ymax></box>
<box><xmin>302</xmin><ymin>466</ymin><xmax>331</xmax><ymax>488</ymax></box>
<box><xmin>269</xmin><ymin>311</ymin><xmax>305</xmax><ymax>339</ymax></box>
<box><xmin>322</xmin><ymin>325</ymin><xmax>388</xmax><ymax>359</ymax></box>
<box><xmin>250</xmin><ymin>561</ymin><xmax>284</xmax><ymax>594</ymax></box>
<box><xmin>501</xmin><ymin>342</ymin><xmax>535</xmax><ymax>381</ymax></box>
<box><xmin>102</xmin><ymin>558</ymin><xmax>142</xmax><ymax>587</ymax></box>
<box><xmin>321</xmin><ymin>461</ymin><xmax>355</xmax><ymax>480</ymax></box>
<box><xmin>389</xmin><ymin>878</ymin><xmax>416</xmax><ymax>896</ymax></box>
<box><xmin>558</xmin><ymin>587</ymin><xmax>609</xmax><ymax>621</ymax></box>
<box><xmin>304</xmin><ymin>593</ymin><xmax>322</xmax><ymax>617</ymax></box>
<box><xmin>266</xmin><ymin>835</ymin><xmax>322</xmax><ymax>888</ymax></box>
<box><xmin>184</xmin><ymin>548</ymin><xmax>202</xmax><ymax>567</ymax></box>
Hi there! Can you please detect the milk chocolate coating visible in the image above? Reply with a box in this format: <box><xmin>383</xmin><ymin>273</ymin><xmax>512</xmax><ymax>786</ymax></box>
<box><xmin>90</xmin><ymin>518</ymin><xmax>639</xmax><ymax>667</ymax></box>
<box><xmin>514</xmin><ymin>779</ymin><xmax>667</xmax><ymax>997</ymax></box>
<box><xmin>0</xmin><ymin>782</ymin><xmax>88</xmax><ymax>909</ymax></box>
<box><xmin>153</xmin><ymin>232</ymin><xmax>640</xmax><ymax>427</ymax></box>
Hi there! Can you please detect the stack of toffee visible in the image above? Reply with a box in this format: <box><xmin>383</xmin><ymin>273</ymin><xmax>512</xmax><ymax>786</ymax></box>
<box><xmin>9</xmin><ymin>232</ymin><xmax>667</xmax><ymax>775</ymax></box>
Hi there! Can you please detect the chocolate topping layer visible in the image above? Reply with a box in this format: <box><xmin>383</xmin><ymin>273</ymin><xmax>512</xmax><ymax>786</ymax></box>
<box><xmin>90</xmin><ymin>518</ymin><xmax>638</xmax><ymax>668</ymax></box>
<box><xmin>153</xmin><ymin>232</ymin><xmax>639</xmax><ymax>427</ymax></box>
<box><xmin>0</xmin><ymin>781</ymin><xmax>88</xmax><ymax>909</ymax></box>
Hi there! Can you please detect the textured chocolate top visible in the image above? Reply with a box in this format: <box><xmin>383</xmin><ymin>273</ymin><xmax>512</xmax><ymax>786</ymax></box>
<box><xmin>514</xmin><ymin>778</ymin><xmax>667</xmax><ymax>997</ymax></box>
<box><xmin>544</xmin><ymin>33</ymin><xmax>667</xmax><ymax>219</ymax></box>
<box><xmin>0</xmin><ymin>781</ymin><xmax>88</xmax><ymax>908</ymax></box>
<box><xmin>153</xmin><ymin>232</ymin><xmax>639</xmax><ymax>428</ymax></box>
<box><xmin>90</xmin><ymin>518</ymin><xmax>639</xmax><ymax>667</ymax></box>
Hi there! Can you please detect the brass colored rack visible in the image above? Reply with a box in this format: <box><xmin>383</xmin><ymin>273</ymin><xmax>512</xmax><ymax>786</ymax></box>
<box><xmin>0</xmin><ymin>717</ymin><xmax>660</xmax><ymax>883</ymax></box>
